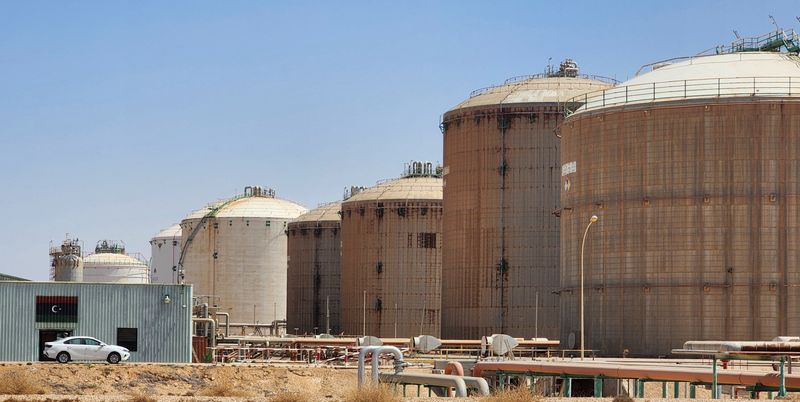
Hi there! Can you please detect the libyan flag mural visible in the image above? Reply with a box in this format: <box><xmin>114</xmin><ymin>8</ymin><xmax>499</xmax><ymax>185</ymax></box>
<box><xmin>36</xmin><ymin>296</ymin><xmax>78</xmax><ymax>323</ymax></box>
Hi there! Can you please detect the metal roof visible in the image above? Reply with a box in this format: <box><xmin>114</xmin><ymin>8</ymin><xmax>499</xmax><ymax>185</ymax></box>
<box><xmin>449</xmin><ymin>76</ymin><xmax>615</xmax><ymax>111</ymax></box>
<box><xmin>184</xmin><ymin>196</ymin><xmax>308</xmax><ymax>220</ymax></box>
<box><xmin>342</xmin><ymin>177</ymin><xmax>442</xmax><ymax>203</ymax></box>
<box><xmin>291</xmin><ymin>201</ymin><xmax>341</xmax><ymax>223</ymax></box>
<box><xmin>0</xmin><ymin>273</ymin><xmax>28</xmax><ymax>281</ymax></box>
<box><xmin>151</xmin><ymin>224</ymin><xmax>182</xmax><ymax>240</ymax></box>
<box><xmin>625</xmin><ymin>52</ymin><xmax>800</xmax><ymax>86</ymax></box>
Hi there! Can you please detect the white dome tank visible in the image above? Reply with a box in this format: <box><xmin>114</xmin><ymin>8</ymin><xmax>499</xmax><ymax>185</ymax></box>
<box><xmin>83</xmin><ymin>240</ymin><xmax>149</xmax><ymax>283</ymax></box>
<box><xmin>180</xmin><ymin>186</ymin><xmax>307</xmax><ymax>325</ymax></box>
<box><xmin>149</xmin><ymin>224</ymin><xmax>182</xmax><ymax>284</ymax></box>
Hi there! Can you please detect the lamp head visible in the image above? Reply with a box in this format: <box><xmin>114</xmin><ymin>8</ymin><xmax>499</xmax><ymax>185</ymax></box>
<box><xmin>590</xmin><ymin>215</ymin><xmax>599</xmax><ymax>223</ymax></box>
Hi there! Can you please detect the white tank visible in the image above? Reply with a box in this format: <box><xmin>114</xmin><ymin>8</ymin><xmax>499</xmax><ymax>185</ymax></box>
<box><xmin>50</xmin><ymin>238</ymin><xmax>83</xmax><ymax>282</ymax></box>
<box><xmin>180</xmin><ymin>186</ymin><xmax>307</xmax><ymax>325</ymax></box>
<box><xmin>83</xmin><ymin>240</ymin><xmax>149</xmax><ymax>283</ymax></box>
<box><xmin>149</xmin><ymin>224</ymin><xmax>182</xmax><ymax>284</ymax></box>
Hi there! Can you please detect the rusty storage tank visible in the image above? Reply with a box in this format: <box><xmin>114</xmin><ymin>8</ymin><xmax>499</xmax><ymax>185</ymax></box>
<box><xmin>180</xmin><ymin>186</ymin><xmax>307</xmax><ymax>324</ymax></box>
<box><xmin>286</xmin><ymin>201</ymin><xmax>342</xmax><ymax>335</ymax></box>
<box><xmin>440</xmin><ymin>60</ymin><xmax>615</xmax><ymax>339</ymax></box>
<box><xmin>340</xmin><ymin>162</ymin><xmax>443</xmax><ymax>338</ymax></box>
<box><xmin>560</xmin><ymin>49</ymin><xmax>800</xmax><ymax>356</ymax></box>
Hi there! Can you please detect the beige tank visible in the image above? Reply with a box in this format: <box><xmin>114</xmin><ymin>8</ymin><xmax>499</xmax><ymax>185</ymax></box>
<box><xmin>340</xmin><ymin>162</ymin><xmax>443</xmax><ymax>337</ymax></box>
<box><xmin>180</xmin><ymin>186</ymin><xmax>307</xmax><ymax>325</ymax></box>
<box><xmin>560</xmin><ymin>52</ymin><xmax>800</xmax><ymax>356</ymax></box>
<box><xmin>286</xmin><ymin>201</ymin><xmax>342</xmax><ymax>335</ymax></box>
<box><xmin>441</xmin><ymin>60</ymin><xmax>615</xmax><ymax>339</ymax></box>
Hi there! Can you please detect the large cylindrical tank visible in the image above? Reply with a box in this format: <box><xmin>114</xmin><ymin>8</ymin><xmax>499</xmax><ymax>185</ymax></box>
<box><xmin>440</xmin><ymin>60</ymin><xmax>615</xmax><ymax>339</ymax></box>
<box><xmin>180</xmin><ymin>186</ymin><xmax>307</xmax><ymax>325</ymax></box>
<box><xmin>560</xmin><ymin>52</ymin><xmax>800</xmax><ymax>356</ymax></box>
<box><xmin>340</xmin><ymin>162</ymin><xmax>443</xmax><ymax>337</ymax></box>
<box><xmin>286</xmin><ymin>202</ymin><xmax>342</xmax><ymax>335</ymax></box>
<box><xmin>149</xmin><ymin>224</ymin><xmax>182</xmax><ymax>284</ymax></box>
<box><xmin>83</xmin><ymin>240</ymin><xmax>149</xmax><ymax>283</ymax></box>
<box><xmin>50</xmin><ymin>238</ymin><xmax>83</xmax><ymax>282</ymax></box>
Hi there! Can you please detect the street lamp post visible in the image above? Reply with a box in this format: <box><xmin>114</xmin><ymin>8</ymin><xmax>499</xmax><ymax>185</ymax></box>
<box><xmin>580</xmin><ymin>215</ymin><xmax>599</xmax><ymax>360</ymax></box>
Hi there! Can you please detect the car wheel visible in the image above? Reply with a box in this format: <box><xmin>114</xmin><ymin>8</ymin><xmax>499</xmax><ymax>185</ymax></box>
<box><xmin>107</xmin><ymin>352</ymin><xmax>121</xmax><ymax>364</ymax></box>
<box><xmin>56</xmin><ymin>352</ymin><xmax>70</xmax><ymax>364</ymax></box>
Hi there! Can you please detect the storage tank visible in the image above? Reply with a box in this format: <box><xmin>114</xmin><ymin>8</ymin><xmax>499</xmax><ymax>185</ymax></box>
<box><xmin>340</xmin><ymin>162</ymin><xmax>443</xmax><ymax>337</ymax></box>
<box><xmin>440</xmin><ymin>60</ymin><xmax>615</xmax><ymax>339</ymax></box>
<box><xmin>286</xmin><ymin>201</ymin><xmax>342</xmax><ymax>335</ymax></box>
<box><xmin>180</xmin><ymin>186</ymin><xmax>307</xmax><ymax>325</ymax></box>
<box><xmin>149</xmin><ymin>224</ymin><xmax>182</xmax><ymax>284</ymax></box>
<box><xmin>49</xmin><ymin>237</ymin><xmax>83</xmax><ymax>282</ymax></box>
<box><xmin>560</xmin><ymin>49</ymin><xmax>800</xmax><ymax>356</ymax></box>
<box><xmin>83</xmin><ymin>240</ymin><xmax>149</xmax><ymax>283</ymax></box>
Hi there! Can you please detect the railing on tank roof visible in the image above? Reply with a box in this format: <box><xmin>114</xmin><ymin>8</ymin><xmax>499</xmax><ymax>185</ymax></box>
<box><xmin>563</xmin><ymin>76</ymin><xmax>800</xmax><ymax>117</ymax></box>
<box><xmin>468</xmin><ymin>74</ymin><xmax>619</xmax><ymax>98</ymax></box>
<box><xmin>712</xmin><ymin>28</ymin><xmax>800</xmax><ymax>55</ymax></box>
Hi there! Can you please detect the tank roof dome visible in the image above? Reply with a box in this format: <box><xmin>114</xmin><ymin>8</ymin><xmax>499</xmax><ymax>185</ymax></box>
<box><xmin>343</xmin><ymin>176</ymin><xmax>442</xmax><ymax>203</ymax></box>
<box><xmin>84</xmin><ymin>253</ymin><xmax>147</xmax><ymax>267</ymax></box>
<box><xmin>152</xmin><ymin>224</ymin><xmax>182</xmax><ymax>240</ymax></box>
<box><xmin>624</xmin><ymin>52</ymin><xmax>800</xmax><ymax>86</ymax></box>
<box><xmin>451</xmin><ymin>75</ymin><xmax>615</xmax><ymax>111</ymax></box>
<box><xmin>291</xmin><ymin>202</ymin><xmax>341</xmax><ymax>223</ymax></box>
<box><xmin>183</xmin><ymin>187</ymin><xmax>307</xmax><ymax>220</ymax></box>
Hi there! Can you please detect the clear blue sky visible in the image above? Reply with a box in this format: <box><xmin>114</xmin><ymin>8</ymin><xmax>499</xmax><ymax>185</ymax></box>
<box><xmin>2</xmin><ymin>1</ymin><xmax>798</xmax><ymax>280</ymax></box>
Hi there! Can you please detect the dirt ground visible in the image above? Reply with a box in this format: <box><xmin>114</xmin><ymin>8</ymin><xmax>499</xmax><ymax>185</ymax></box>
<box><xmin>0</xmin><ymin>362</ymin><xmax>770</xmax><ymax>401</ymax></box>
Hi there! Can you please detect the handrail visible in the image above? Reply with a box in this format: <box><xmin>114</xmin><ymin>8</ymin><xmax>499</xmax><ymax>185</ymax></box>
<box><xmin>469</xmin><ymin>74</ymin><xmax>619</xmax><ymax>98</ymax></box>
<box><xmin>563</xmin><ymin>75</ymin><xmax>800</xmax><ymax>117</ymax></box>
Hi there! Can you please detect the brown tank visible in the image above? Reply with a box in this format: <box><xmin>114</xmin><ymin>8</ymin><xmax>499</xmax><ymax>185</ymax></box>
<box><xmin>286</xmin><ymin>202</ymin><xmax>342</xmax><ymax>335</ymax></box>
<box><xmin>441</xmin><ymin>60</ymin><xmax>615</xmax><ymax>339</ymax></box>
<box><xmin>340</xmin><ymin>162</ymin><xmax>443</xmax><ymax>337</ymax></box>
<box><xmin>559</xmin><ymin>52</ymin><xmax>800</xmax><ymax>356</ymax></box>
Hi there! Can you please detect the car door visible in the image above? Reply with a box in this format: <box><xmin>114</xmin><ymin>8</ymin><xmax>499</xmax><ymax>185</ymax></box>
<box><xmin>63</xmin><ymin>338</ymin><xmax>85</xmax><ymax>359</ymax></box>
<box><xmin>82</xmin><ymin>338</ymin><xmax>104</xmax><ymax>360</ymax></box>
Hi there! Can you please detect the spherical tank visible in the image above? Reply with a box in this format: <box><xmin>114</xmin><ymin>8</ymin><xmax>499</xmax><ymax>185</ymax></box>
<box><xmin>560</xmin><ymin>52</ymin><xmax>800</xmax><ymax>356</ymax></box>
<box><xmin>83</xmin><ymin>240</ymin><xmax>149</xmax><ymax>283</ymax></box>
<box><xmin>286</xmin><ymin>202</ymin><xmax>342</xmax><ymax>335</ymax></box>
<box><xmin>340</xmin><ymin>163</ymin><xmax>443</xmax><ymax>337</ymax></box>
<box><xmin>180</xmin><ymin>186</ymin><xmax>307</xmax><ymax>325</ymax></box>
<box><xmin>150</xmin><ymin>224</ymin><xmax>182</xmax><ymax>284</ymax></box>
<box><xmin>441</xmin><ymin>60</ymin><xmax>615</xmax><ymax>339</ymax></box>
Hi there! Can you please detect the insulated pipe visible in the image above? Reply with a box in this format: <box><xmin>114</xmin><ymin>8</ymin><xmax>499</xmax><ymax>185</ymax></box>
<box><xmin>471</xmin><ymin>361</ymin><xmax>800</xmax><ymax>390</ymax></box>
<box><xmin>378</xmin><ymin>373</ymin><xmax>468</xmax><ymax>397</ymax></box>
<box><xmin>192</xmin><ymin>317</ymin><xmax>217</xmax><ymax>348</ymax></box>
<box><xmin>370</xmin><ymin>346</ymin><xmax>405</xmax><ymax>383</ymax></box>
<box><xmin>444</xmin><ymin>361</ymin><xmax>465</xmax><ymax>397</ymax></box>
<box><xmin>357</xmin><ymin>346</ymin><xmax>379</xmax><ymax>386</ymax></box>
<box><xmin>215</xmin><ymin>312</ymin><xmax>230</xmax><ymax>337</ymax></box>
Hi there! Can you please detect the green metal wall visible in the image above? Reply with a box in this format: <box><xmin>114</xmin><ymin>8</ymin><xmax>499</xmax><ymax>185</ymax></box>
<box><xmin>0</xmin><ymin>281</ymin><xmax>192</xmax><ymax>362</ymax></box>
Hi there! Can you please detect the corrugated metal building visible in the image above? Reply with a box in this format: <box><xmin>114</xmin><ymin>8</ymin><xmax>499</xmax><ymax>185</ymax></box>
<box><xmin>0</xmin><ymin>281</ymin><xmax>192</xmax><ymax>362</ymax></box>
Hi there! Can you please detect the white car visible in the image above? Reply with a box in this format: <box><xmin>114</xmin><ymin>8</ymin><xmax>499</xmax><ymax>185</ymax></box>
<box><xmin>43</xmin><ymin>336</ymin><xmax>130</xmax><ymax>364</ymax></box>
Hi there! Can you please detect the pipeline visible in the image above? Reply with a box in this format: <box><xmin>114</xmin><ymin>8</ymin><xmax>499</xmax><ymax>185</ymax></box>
<box><xmin>379</xmin><ymin>372</ymin><xmax>469</xmax><ymax>397</ymax></box>
<box><xmin>192</xmin><ymin>317</ymin><xmax>217</xmax><ymax>348</ymax></box>
<box><xmin>358</xmin><ymin>346</ymin><xmax>405</xmax><ymax>387</ymax></box>
<box><xmin>215</xmin><ymin>312</ymin><xmax>230</xmax><ymax>337</ymax></box>
<box><xmin>441</xmin><ymin>361</ymin><xmax>490</xmax><ymax>396</ymax></box>
<box><xmin>471</xmin><ymin>360</ymin><xmax>800</xmax><ymax>391</ymax></box>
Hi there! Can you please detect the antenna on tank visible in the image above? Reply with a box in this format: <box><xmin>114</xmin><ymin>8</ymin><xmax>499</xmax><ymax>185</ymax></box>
<box><xmin>770</xmin><ymin>15</ymin><xmax>780</xmax><ymax>30</ymax></box>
